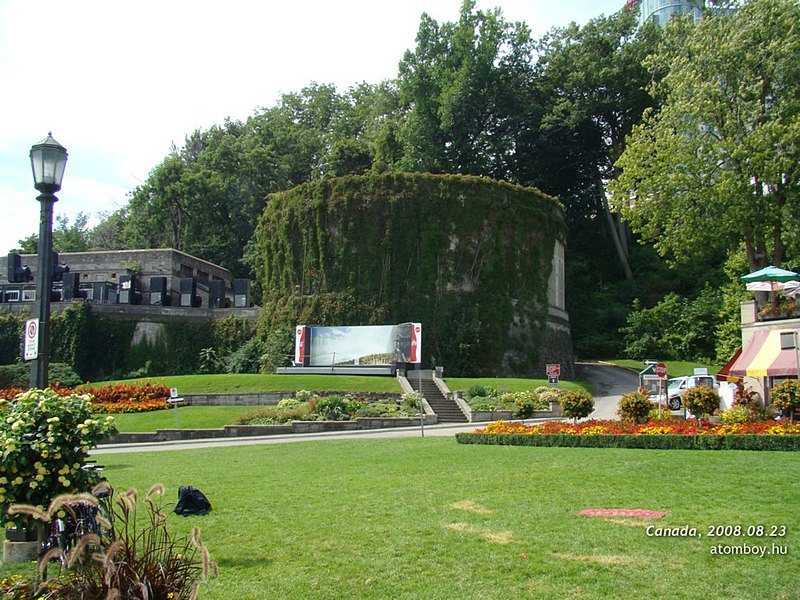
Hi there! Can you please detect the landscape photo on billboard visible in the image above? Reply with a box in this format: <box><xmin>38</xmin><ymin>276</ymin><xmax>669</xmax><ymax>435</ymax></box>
<box><xmin>309</xmin><ymin>325</ymin><xmax>397</xmax><ymax>366</ymax></box>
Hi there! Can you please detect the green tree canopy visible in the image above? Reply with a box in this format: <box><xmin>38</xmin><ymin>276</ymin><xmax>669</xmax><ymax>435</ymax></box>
<box><xmin>611</xmin><ymin>0</ymin><xmax>800</xmax><ymax>272</ymax></box>
<box><xmin>397</xmin><ymin>0</ymin><xmax>541</xmax><ymax>182</ymax></box>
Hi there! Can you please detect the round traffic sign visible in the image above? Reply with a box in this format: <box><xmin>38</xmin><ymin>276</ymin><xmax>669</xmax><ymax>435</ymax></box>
<box><xmin>655</xmin><ymin>362</ymin><xmax>667</xmax><ymax>378</ymax></box>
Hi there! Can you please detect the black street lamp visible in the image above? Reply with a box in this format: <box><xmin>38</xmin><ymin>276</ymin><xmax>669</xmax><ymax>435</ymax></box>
<box><xmin>29</xmin><ymin>132</ymin><xmax>68</xmax><ymax>389</ymax></box>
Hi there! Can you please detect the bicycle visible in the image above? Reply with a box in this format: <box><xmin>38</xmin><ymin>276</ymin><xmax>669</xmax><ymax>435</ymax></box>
<box><xmin>38</xmin><ymin>470</ymin><xmax>116</xmax><ymax>581</ymax></box>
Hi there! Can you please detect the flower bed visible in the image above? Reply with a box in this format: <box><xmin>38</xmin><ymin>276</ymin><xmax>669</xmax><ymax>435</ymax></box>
<box><xmin>0</xmin><ymin>381</ymin><xmax>171</xmax><ymax>414</ymax></box>
<box><xmin>455</xmin><ymin>419</ymin><xmax>800</xmax><ymax>451</ymax></box>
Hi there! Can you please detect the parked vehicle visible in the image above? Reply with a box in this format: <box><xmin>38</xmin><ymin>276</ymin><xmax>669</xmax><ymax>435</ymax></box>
<box><xmin>666</xmin><ymin>372</ymin><xmax>718</xmax><ymax>410</ymax></box>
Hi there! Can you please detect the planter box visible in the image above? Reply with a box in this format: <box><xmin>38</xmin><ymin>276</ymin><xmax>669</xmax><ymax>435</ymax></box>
<box><xmin>469</xmin><ymin>410</ymin><xmax>513</xmax><ymax>423</ymax></box>
<box><xmin>3</xmin><ymin>540</ymin><xmax>38</xmax><ymax>562</ymax></box>
<box><xmin>5</xmin><ymin>526</ymin><xmax>37</xmax><ymax>542</ymax></box>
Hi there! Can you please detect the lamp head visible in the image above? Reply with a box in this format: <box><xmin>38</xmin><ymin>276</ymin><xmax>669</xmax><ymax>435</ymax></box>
<box><xmin>30</xmin><ymin>132</ymin><xmax>68</xmax><ymax>194</ymax></box>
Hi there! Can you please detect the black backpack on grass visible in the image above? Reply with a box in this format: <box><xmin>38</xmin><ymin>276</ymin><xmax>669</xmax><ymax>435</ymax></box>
<box><xmin>174</xmin><ymin>486</ymin><xmax>212</xmax><ymax>516</ymax></box>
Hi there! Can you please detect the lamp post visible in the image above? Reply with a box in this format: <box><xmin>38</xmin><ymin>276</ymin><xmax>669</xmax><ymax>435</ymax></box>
<box><xmin>28</xmin><ymin>132</ymin><xmax>68</xmax><ymax>389</ymax></box>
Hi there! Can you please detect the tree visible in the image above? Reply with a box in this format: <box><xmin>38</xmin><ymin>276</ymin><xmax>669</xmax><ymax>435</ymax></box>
<box><xmin>611</xmin><ymin>0</ymin><xmax>800</xmax><ymax>272</ymax></box>
<box><xmin>53</xmin><ymin>213</ymin><xmax>91</xmax><ymax>252</ymax></box>
<box><xmin>536</xmin><ymin>7</ymin><xmax>660</xmax><ymax>282</ymax></box>
<box><xmin>14</xmin><ymin>213</ymin><xmax>92</xmax><ymax>254</ymax></box>
<box><xmin>397</xmin><ymin>0</ymin><xmax>541</xmax><ymax>182</ymax></box>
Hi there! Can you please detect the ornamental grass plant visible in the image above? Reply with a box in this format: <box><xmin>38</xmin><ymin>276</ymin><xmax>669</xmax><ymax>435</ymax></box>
<box><xmin>7</xmin><ymin>483</ymin><xmax>216</xmax><ymax>599</ymax></box>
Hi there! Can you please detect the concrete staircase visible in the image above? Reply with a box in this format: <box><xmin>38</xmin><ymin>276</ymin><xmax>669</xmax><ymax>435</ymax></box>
<box><xmin>408</xmin><ymin>376</ymin><xmax>468</xmax><ymax>423</ymax></box>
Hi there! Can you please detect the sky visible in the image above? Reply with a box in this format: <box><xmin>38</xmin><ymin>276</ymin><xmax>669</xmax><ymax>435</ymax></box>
<box><xmin>0</xmin><ymin>0</ymin><xmax>626</xmax><ymax>255</ymax></box>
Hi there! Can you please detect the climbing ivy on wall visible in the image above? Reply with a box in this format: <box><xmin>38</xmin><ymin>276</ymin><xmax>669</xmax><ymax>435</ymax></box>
<box><xmin>253</xmin><ymin>173</ymin><xmax>566</xmax><ymax>376</ymax></box>
<box><xmin>0</xmin><ymin>304</ymin><xmax>258</xmax><ymax>382</ymax></box>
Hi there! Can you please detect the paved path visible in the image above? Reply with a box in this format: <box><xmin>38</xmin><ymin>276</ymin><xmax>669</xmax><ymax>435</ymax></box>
<box><xmin>92</xmin><ymin>363</ymin><xmax>637</xmax><ymax>455</ymax></box>
<box><xmin>92</xmin><ymin>421</ymin><xmax>485</xmax><ymax>454</ymax></box>
<box><xmin>575</xmin><ymin>361</ymin><xmax>639</xmax><ymax>420</ymax></box>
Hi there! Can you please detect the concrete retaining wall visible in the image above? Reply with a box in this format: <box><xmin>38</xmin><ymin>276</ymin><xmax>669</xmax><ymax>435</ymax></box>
<box><xmin>101</xmin><ymin>416</ymin><xmax>437</xmax><ymax>445</ymax></box>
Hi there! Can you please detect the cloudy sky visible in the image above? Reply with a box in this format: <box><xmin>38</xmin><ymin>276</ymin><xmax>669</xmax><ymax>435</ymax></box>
<box><xmin>0</xmin><ymin>0</ymin><xmax>626</xmax><ymax>255</ymax></box>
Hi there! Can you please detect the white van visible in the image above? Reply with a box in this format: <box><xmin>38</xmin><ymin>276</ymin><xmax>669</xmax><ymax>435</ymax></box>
<box><xmin>666</xmin><ymin>371</ymin><xmax>718</xmax><ymax>410</ymax></box>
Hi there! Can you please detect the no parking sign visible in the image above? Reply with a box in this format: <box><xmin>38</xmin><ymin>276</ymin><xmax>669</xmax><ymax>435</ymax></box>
<box><xmin>24</xmin><ymin>319</ymin><xmax>39</xmax><ymax>361</ymax></box>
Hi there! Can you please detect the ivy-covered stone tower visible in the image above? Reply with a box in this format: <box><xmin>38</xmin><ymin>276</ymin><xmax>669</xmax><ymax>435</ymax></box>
<box><xmin>253</xmin><ymin>173</ymin><xmax>573</xmax><ymax>377</ymax></box>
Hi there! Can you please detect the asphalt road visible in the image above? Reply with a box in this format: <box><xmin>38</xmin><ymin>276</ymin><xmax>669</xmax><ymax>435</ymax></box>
<box><xmin>575</xmin><ymin>361</ymin><xmax>639</xmax><ymax>420</ymax></box>
<box><xmin>92</xmin><ymin>362</ymin><xmax>637</xmax><ymax>455</ymax></box>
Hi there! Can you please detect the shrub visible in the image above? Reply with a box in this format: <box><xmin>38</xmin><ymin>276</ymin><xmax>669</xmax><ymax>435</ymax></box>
<box><xmin>225</xmin><ymin>337</ymin><xmax>264</xmax><ymax>374</ymax></box>
<box><xmin>401</xmin><ymin>391</ymin><xmax>422</xmax><ymax>415</ymax></box>
<box><xmin>10</xmin><ymin>483</ymin><xmax>216</xmax><ymax>598</ymax></box>
<box><xmin>0</xmin><ymin>388</ymin><xmax>117</xmax><ymax>528</ymax></box>
<box><xmin>733</xmin><ymin>385</ymin><xmax>763</xmax><ymax>409</ymax></box>
<box><xmin>464</xmin><ymin>384</ymin><xmax>495</xmax><ymax>400</ymax></box>
<box><xmin>47</xmin><ymin>363</ymin><xmax>84</xmax><ymax>388</ymax></box>
<box><xmin>313</xmin><ymin>395</ymin><xmax>351</xmax><ymax>421</ymax></box>
<box><xmin>511</xmin><ymin>390</ymin><xmax>549</xmax><ymax>418</ymax></box>
<box><xmin>771</xmin><ymin>379</ymin><xmax>800</xmax><ymax>422</ymax></box>
<box><xmin>617</xmin><ymin>391</ymin><xmax>653</xmax><ymax>423</ymax></box>
<box><xmin>647</xmin><ymin>404</ymin><xmax>675</xmax><ymax>422</ymax></box>
<box><xmin>277</xmin><ymin>398</ymin><xmax>301</xmax><ymax>410</ymax></box>
<box><xmin>0</xmin><ymin>362</ymin><xmax>81</xmax><ymax>389</ymax></box>
<box><xmin>456</xmin><ymin>432</ymin><xmax>800</xmax><ymax>451</ymax></box>
<box><xmin>198</xmin><ymin>347</ymin><xmax>224</xmax><ymax>374</ymax></box>
<box><xmin>471</xmin><ymin>401</ymin><xmax>499</xmax><ymax>412</ymax></box>
<box><xmin>0</xmin><ymin>363</ymin><xmax>28</xmax><ymax>389</ymax></box>
<box><xmin>235</xmin><ymin>402</ymin><xmax>314</xmax><ymax>425</ymax></box>
<box><xmin>720</xmin><ymin>404</ymin><xmax>770</xmax><ymax>425</ymax></box>
<box><xmin>560</xmin><ymin>391</ymin><xmax>595</xmax><ymax>422</ymax></box>
<box><xmin>683</xmin><ymin>385</ymin><xmax>721</xmax><ymax>422</ymax></box>
<box><xmin>294</xmin><ymin>389</ymin><xmax>314</xmax><ymax>403</ymax></box>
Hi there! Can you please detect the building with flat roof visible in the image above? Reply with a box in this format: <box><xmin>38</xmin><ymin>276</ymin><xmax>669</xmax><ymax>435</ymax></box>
<box><xmin>1</xmin><ymin>248</ymin><xmax>253</xmax><ymax>311</ymax></box>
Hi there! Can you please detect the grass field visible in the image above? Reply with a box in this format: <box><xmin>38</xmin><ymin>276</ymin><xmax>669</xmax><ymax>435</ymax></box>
<box><xmin>603</xmin><ymin>360</ymin><xmax>721</xmax><ymax>378</ymax></box>
<box><xmin>93</xmin><ymin>374</ymin><xmax>407</xmax><ymax>394</ymax></box>
<box><xmin>111</xmin><ymin>406</ymin><xmax>259</xmax><ymax>432</ymax></box>
<box><xmin>3</xmin><ymin>438</ymin><xmax>796</xmax><ymax>599</ymax></box>
<box><xmin>105</xmin><ymin>376</ymin><xmax>584</xmax><ymax>433</ymax></box>
<box><xmin>444</xmin><ymin>377</ymin><xmax>589</xmax><ymax>394</ymax></box>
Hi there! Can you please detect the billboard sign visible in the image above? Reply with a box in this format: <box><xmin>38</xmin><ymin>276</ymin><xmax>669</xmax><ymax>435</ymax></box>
<box><xmin>294</xmin><ymin>323</ymin><xmax>422</xmax><ymax>367</ymax></box>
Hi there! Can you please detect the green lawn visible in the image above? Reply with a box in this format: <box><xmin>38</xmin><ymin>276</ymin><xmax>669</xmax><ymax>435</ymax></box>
<box><xmin>445</xmin><ymin>377</ymin><xmax>590</xmax><ymax>394</ymax></box>
<box><xmin>4</xmin><ymin>439</ymin><xmax>796</xmax><ymax>599</ymax></box>
<box><xmin>110</xmin><ymin>406</ymin><xmax>259</xmax><ymax>433</ymax></box>
<box><xmin>89</xmin><ymin>374</ymin><xmax>406</xmax><ymax>394</ymax></box>
<box><xmin>601</xmin><ymin>359</ymin><xmax>721</xmax><ymax>378</ymax></box>
<box><xmin>103</xmin><ymin>376</ymin><xmax>578</xmax><ymax>432</ymax></box>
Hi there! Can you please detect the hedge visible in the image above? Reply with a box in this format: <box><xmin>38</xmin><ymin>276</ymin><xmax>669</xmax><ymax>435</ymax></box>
<box><xmin>455</xmin><ymin>432</ymin><xmax>800</xmax><ymax>451</ymax></box>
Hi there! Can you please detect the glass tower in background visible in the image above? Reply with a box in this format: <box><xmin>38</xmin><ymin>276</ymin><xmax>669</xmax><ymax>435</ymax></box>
<box><xmin>635</xmin><ymin>0</ymin><xmax>704</xmax><ymax>26</ymax></box>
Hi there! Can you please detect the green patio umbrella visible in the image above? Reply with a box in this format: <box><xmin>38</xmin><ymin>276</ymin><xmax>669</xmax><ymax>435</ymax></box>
<box><xmin>740</xmin><ymin>266</ymin><xmax>798</xmax><ymax>283</ymax></box>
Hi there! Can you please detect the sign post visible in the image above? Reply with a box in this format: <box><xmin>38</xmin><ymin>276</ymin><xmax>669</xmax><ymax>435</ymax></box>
<box><xmin>546</xmin><ymin>363</ymin><xmax>561</xmax><ymax>386</ymax></box>
<box><xmin>655</xmin><ymin>362</ymin><xmax>667</xmax><ymax>416</ymax></box>
<box><xmin>167</xmin><ymin>387</ymin><xmax>183</xmax><ymax>429</ymax></box>
<box><xmin>23</xmin><ymin>319</ymin><xmax>39</xmax><ymax>361</ymax></box>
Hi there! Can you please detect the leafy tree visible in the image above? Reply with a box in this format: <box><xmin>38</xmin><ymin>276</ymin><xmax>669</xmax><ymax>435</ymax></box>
<box><xmin>535</xmin><ymin>7</ymin><xmax>660</xmax><ymax>282</ymax></box>
<box><xmin>621</xmin><ymin>284</ymin><xmax>722</xmax><ymax>361</ymax></box>
<box><xmin>88</xmin><ymin>208</ymin><xmax>132</xmax><ymax>250</ymax></box>
<box><xmin>611</xmin><ymin>0</ymin><xmax>800</xmax><ymax>272</ymax></box>
<box><xmin>53</xmin><ymin>213</ymin><xmax>91</xmax><ymax>252</ymax></box>
<box><xmin>397</xmin><ymin>0</ymin><xmax>541</xmax><ymax>182</ymax></box>
<box><xmin>15</xmin><ymin>213</ymin><xmax>92</xmax><ymax>254</ymax></box>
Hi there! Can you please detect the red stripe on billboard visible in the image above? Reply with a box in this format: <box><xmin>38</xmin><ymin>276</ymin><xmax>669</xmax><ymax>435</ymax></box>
<box><xmin>295</xmin><ymin>326</ymin><xmax>307</xmax><ymax>365</ymax></box>
<box><xmin>410</xmin><ymin>323</ymin><xmax>421</xmax><ymax>364</ymax></box>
